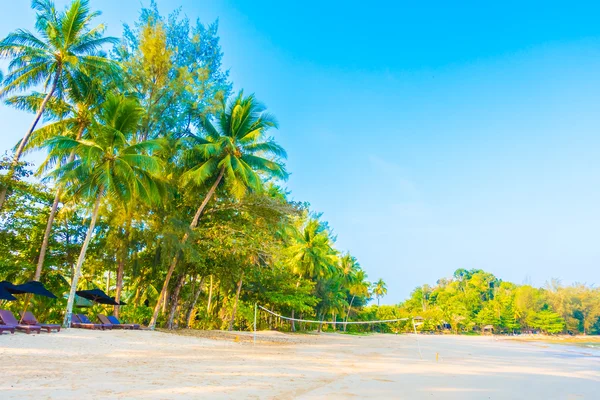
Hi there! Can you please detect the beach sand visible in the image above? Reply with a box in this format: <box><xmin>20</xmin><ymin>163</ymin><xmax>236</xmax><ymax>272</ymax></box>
<box><xmin>0</xmin><ymin>329</ymin><xmax>598</xmax><ymax>399</ymax></box>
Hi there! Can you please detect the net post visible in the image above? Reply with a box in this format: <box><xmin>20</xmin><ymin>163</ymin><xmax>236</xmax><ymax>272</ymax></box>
<box><xmin>253</xmin><ymin>302</ymin><xmax>257</xmax><ymax>345</ymax></box>
<box><xmin>413</xmin><ymin>318</ymin><xmax>423</xmax><ymax>359</ymax></box>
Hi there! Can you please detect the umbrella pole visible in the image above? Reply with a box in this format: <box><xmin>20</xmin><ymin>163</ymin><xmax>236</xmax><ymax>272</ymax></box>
<box><xmin>19</xmin><ymin>293</ymin><xmax>34</xmax><ymax>323</ymax></box>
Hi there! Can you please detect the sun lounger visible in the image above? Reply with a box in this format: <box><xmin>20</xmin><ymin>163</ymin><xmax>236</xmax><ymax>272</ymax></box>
<box><xmin>0</xmin><ymin>324</ymin><xmax>15</xmax><ymax>334</ymax></box>
<box><xmin>98</xmin><ymin>314</ymin><xmax>130</xmax><ymax>329</ymax></box>
<box><xmin>19</xmin><ymin>311</ymin><xmax>61</xmax><ymax>333</ymax></box>
<box><xmin>71</xmin><ymin>313</ymin><xmax>106</xmax><ymax>330</ymax></box>
<box><xmin>107</xmin><ymin>315</ymin><xmax>141</xmax><ymax>330</ymax></box>
<box><xmin>78</xmin><ymin>314</ymin><xmax>112</xmax><ymax>330</ymax></box>
<box><xmin>0</xmin><ymin>309</ymin><xmax>41</xmax><ymax>334</ymax></box>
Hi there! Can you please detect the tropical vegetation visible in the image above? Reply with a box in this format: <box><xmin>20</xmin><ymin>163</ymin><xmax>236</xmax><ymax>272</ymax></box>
<box><xmin>0</xmin><ymin>0</ymin><xmax>374</xmax><ymax>331</ymax></box>
<box><xmin>1</xmin><ymin>1</ymin><xmax>598</xmax><ymax>336</ymax></box>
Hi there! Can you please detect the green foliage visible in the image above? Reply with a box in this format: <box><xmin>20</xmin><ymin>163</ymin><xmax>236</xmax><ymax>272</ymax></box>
<box><xmin>393</xmin><ymin>269</ymin><xmax>600</xmax><ymax>335</ymax></box>
<box><xmin>532</xmin><ymin>308</ymin><xmax>565</xmax><ymax>334</ymax></box>
<box><xmin>2</xmin><ymin>1</ymin><xmax>598</xmax><ymax>336</ymax></box>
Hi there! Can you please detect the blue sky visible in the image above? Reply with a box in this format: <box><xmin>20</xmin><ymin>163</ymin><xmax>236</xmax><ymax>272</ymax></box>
<box><xmin>2</xmin><ymin>1</ymin><xmax>600</xmax><ymax>303</ymax></box>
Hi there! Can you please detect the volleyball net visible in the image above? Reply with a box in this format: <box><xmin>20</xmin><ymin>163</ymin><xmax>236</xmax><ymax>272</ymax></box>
<box><xmin>254</xmin><ymin>304</ymin><xmax>424</xmax><ymax>358</ymax></box>
<box><xmin>257</xmin><ymin>305</ymin><xmax>413</xmax><ymax>325</ymax></box>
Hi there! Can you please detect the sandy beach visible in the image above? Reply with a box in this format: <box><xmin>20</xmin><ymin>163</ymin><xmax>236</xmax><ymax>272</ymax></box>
<box><xmin>1</xmin><ymin>330</ymin><xmax>598</xmax><ymax>399</ymax></box>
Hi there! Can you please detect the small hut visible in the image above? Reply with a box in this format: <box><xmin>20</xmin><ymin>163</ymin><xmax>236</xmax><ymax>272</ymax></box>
<box><xmin>482</xmin><ymin>325</ymin><xmax>494</xmax><ymax>335</ymax></box>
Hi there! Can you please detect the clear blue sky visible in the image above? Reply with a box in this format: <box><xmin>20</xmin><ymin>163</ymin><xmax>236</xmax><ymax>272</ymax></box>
<box><xmin>2</xmin><ymin>1</ymin><xmax>600</xmax><ymax>304</ymax></box>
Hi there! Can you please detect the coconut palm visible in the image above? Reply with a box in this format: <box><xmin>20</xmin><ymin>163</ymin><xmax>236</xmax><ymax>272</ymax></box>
<box><xmin>373</xmin><ymin>278</ymin><xmax>388</xmax><ymax>306</ymax></box>
<box><xmin>340</xmin><ymin>253</ymin><xmax>360</xmax><ymax>288</ymax></box>
<box><xmin>148</xmin><ymin>91</ymin><xmax>288</xmax><ymax>329</ymax></box>
<box><xmin>342</xmin><ymin>254</ymin><xmax>370</xmax><ymax>330</ymax></box>
<box><xmin>288</xmin><ymin>218</ymin><xmax>338</xmax><ymax>280</ymax></box>
<box><xmin>0</xmin><ymin>0</ymin><xmax>118</xmax><ymax>209</ymax></box>
<box><xmin>7</xmin><ymin>72</ymin><xmax>105</xmax><ymax>280</ymax></box>
<box><xmin>286</xmin><ymin>217</ymin><xmax>338</xmax><ymax>330</ymax></box>
<box><xmin>44</xmin><ymin>94</ymin><xmax>163</xmax><ymax>327</ymax></box>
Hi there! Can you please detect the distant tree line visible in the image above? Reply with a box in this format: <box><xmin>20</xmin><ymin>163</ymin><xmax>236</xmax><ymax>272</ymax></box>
<box><xmin>350</xmin><ymin>269</ymin><xmax>600</xmax><ymax>335</ymax></box>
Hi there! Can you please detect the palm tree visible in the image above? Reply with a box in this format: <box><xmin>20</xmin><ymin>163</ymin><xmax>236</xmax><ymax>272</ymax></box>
<box><xmin>0</xmin><ymin>0</ymin><xmax>118</xmax><ymax>209</ymax></box>
<box><xmin>288</xmin><ymin>218</ymin><xmax>338</xmax><ymax>279</ymax></box>
<box><xmin>148</xmin><ymin>91</ymin><xmax>288</xmax><ymax>329</ymax></box>
<box><xmin>286</xmin><ymin>217</ymin><xmax>338</xmax><ymax>330</ymax></box>
<box><xmin>373</xmin><ymin>278</ymin><xmax>388</xmax><ymax>306</ymax></box>
<box><xmin>45</xmin><ymin>94</ymin><xmax>163</xmax><ymax>327</ymax></box>
<box><xmin>7</xmin><ymin>72</ymin><xmax>104</xmax><ymax>280</ymax></box>
<box><xmin>344</xmin><ymin>269</ymin><xmax>370</xmax><ymax>330</ymax></box>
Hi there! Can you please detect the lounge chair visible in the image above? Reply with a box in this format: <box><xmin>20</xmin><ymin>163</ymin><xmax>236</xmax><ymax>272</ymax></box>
<box><xmin>0</xmin><ymin>324</ymin><xmax>15</xmax><ymax>334</ymax></box>
<box><xmin>71</xmin><ymin>313</ymin><xmax>106</xmax><ymax>330</ymax></box>
<box><xmin>0</xmin><ymin>309</ymin><xmax>41</xmax><ymax>334</ymax></box>
<box><xmin>98</xmin><ymin>314</ymin><xmax>129</xmax><ymax>329</ymax></box>
<box><xmin>78</xmin><ymin>314</ymin><xmax>112</xmax><ymax>330</ymax></box>
<box><xmin>19</xmin><ymin>311</ymin><xmax>61</xmax><ymax>333</ymax></box>
<box><xmin>107</xmin><ymin>315</ymin><xmax>141</xmax><ymax>330</ymax></box>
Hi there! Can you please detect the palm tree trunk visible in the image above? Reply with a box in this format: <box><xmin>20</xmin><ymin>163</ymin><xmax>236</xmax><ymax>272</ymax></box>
<box><xmin>228</xmin><ymin>272</ymin><xmax>244</xmax><ymax>331</ymax></box>
<box><xmin>333</xmin><ymin>312</ymin><xmax>336</xmax><ymax>331</ymax></box>
<box><xmin>167</xmin><ymin>273</ymin><xmax>186</xmax><ymax>329</ymax></box>
<box><xmin>291</xmin><ymin>278</ymin><xmax>301</xmax><ymax>332</ymax></box>
<box><xmin>185</xmin><ymin>276</ymin><xmax>205</xmax><ymax>328</ymax></box>
<box><xmin>206</xmin><ymin>275</ymin><xmax>214</xmax><ymax>313</ymax></box>
<box><xmin>114</xmin><ymin>217</ymin><xmax>131</xmax><ymax>318</ymax></box>
<box><xmin>0</xmin><ymin>66</ymin><xmax>62</xmax><ymax>210</ymax></box>
<box><xmin>62</xmin><ymin>191</ymin><xmax>102</xmax><ymax>328</ymax></box>
<box><xmin>344</xmin><ymin>294</ymin><xmax>356</xmax><ymax>332</ymax></box>
<box><xmin>34</xmin><ymin>189</ymin><xmax>61</xmax><ymax>280</ymax></box>
<box><xmin>291</xmin><ymin>309</ymin><xmax>296</xmax><ymax>332</ymax></box>
<box><xmin>114</xmin><ymin>255</ymin><xmax>125</xmax><ymax>318</ymax></box>
<box><xmin>149</xmin><ymin>168</ymin><xmax>225</xmax><ymax>329</ymax></box>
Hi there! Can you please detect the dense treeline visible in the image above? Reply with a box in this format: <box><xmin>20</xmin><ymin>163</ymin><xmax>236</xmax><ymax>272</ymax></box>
<box><xmin>0</xmin><ymin>0</ymin><xmax>375</xmax><ymax>330</ymax></box>
<box><xmin>354</xmin><ymin>269</ymin><xmax>600</xmax><ymax>335</ymax></box>
<box><xmin>1</xmin><ymin>1</ymin><xmax>598</xmax><ymax>336</ymax></box>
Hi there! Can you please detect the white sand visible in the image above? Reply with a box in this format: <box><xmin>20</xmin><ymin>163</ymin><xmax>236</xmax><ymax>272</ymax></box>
<box><xmin>0</xmin><ymin>330</ymin><xmax>598</xmax><ymax>399</ymax></box>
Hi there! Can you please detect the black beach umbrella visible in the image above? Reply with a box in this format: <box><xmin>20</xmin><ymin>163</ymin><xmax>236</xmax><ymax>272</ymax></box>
<box><xmin>13</xmin><ymin>281</ymin><xmax>57</xmax><ymax>298</ymax></box>
<box><xmin>0</xmin><ymin>285</ymin><xmax>16</xmax><ymax>301</ymax></box>
<box><xmin>0</xmin><ymin>280</ymin><xmax>57</xmax><ymax>298</ymax></box>
<box><xmin>0</xmin><ymin>280</ymin><xmax>57</xmax><ymax>323</ymax></box>
<box><xmin>0</xmin><ymin>281</ymin><xmax>24</xmax><ymax>294</ymax></box>
<box><xmin>76</xmin><ymin>288</ymin><xmax>120</xmax><ymax>305</ymax></box>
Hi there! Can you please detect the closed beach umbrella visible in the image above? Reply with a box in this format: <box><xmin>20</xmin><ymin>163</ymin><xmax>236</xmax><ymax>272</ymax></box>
<box><xmin>76</xmin><ymin>288</ymin><xmax>121</xmax><ymax>305</ymax></box>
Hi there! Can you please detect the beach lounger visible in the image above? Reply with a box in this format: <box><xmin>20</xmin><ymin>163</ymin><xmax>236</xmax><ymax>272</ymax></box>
<box><xmin>71</xmin><ymin>313</ymin><xmax>106</xmax><ymax>330</ymax></box>
<box><xmin>19</xmin><ymin>311</ymin><xmax>61</xmax><ymax>333</ymax></box>
<box><xmin>78</xmin><ymin>314</ymin><xmax>112</xmax><ymax>330</ymax></box>
<box><xmin>0</xmin><ymin>309</ymin><xmax>42</xmax><ymax>334</ymax></box>
<box><xmin>98</xmin><ymin>314</ymin><xmax>130</xmax><ymax>329</ymax></box>
<box><xmin>0</xmin><ymin>324</ymin><xmax>15</xmax><ymax>334</ymax></box>
<box><xmin>107</xmin><ymin>315</ymin><xmax>141</xmax><ymax>330</ymax></box>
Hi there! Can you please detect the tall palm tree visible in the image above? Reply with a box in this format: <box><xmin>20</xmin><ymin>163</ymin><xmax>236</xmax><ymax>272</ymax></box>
<box><xmin>148</xmin><ymin>91</ymin><xmax>288</xmax><ymax>329</ymax></box>
<box><xmin>45</xmin><ymin>94</ymin><xmax>163</xmax><ymax>327</ymax></box>
<box><xmin>373</xmin><ymin>278</ymin><xmax>388</xmax><ymax>306</ymax></box>
<box><xmin>340</xmin><ymin>254</ymin><xmax>370</xmax><ymax>330</ymax></box>
<box><xmin>0</xmin><ymin>0</ymin><xmax>118</xmax><ymax>209</ymax></box>
<box><xmin>286</xmin><ymin>217</ymin><xmax>338</xmax><ymax>330</ymax></box>
<box><xmin>7</xmin><ymin>72</ymin><xmax>104</xmax><ymax>280</ymax></box>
